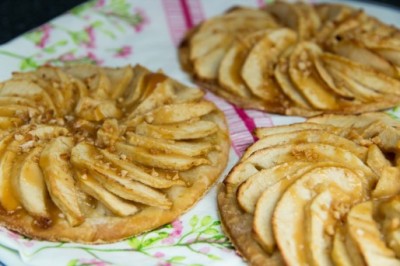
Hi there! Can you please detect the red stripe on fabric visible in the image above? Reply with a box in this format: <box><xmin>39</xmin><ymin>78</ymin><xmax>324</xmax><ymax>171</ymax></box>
<box><xmin>185</xmin><ymin>0</ymin><xmax>205</xmax><ymax>25</ymax></box>
<box><xmin>180</xmin><ymin>0</ymin><xmax>194</xmax><ymax>29</ymax></box>
<box><xmin>233</xmin><ymin>106</ymin><xmax>257</xmax><ymax>141</ymax></box>
<box><xmin>161</xmin><ymin>0</ymin><xmax>187</xmax><ymax>46</ymax></box>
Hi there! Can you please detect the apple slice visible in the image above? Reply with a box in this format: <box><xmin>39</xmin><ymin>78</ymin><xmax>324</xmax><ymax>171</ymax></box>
<box><xmin>254</xmin><ymin>122</ymin><xmax>342</xmax><ymax>139</ymax></box>
<box><xmin>376</xmin><ymin>196</ymin><xmax>400</xmax><ymax>258</ymax></box>
<box><xmin>99</xmin><ymin>148</ymin><xmax>186</xmax><ymax>188</ymax></box>
<box><xmin>273</xmin><ymin>167</ymin><xmax>363</xmax><ymax>266</ymax></box>
<box><xmin>194</xmin><ymin>37</ymin><xmax>234</xmax><ymax>81</ymax></box>
<box><xmin>12</xmin><ymin>146</ymin><xmax>50</xmax><ymax>221</ymax></box>
<box><xmin>135</xmin><ymin>120</ymin><xmax>217</xmax><ymax>140</ymax></box>
<box><xmin>289</xmin><ymin>42</ymin><xmax>338</xmax><ymax>110</ymax></box>
<box><xmin>366</xmin><ymin>144</ymin><xmax>391</xmax><ymax>176</ymax></box>
<box><xmin>104</xmin><ymin>66</ymin><xmax>134</xmax><ymax>99</ymax></box>
<box><xmin>120</xmin><ymin>65</ymin><xmax>150</xmax><ymax>107</ymax></box>
<box><xmin>313</xmin><ymin>56</ymin><xmax>355</xmax><ymax>98</ymax></box>
<box><xmin>71</xmin><ymin>142</ymin><xmax>172</xmax><ymax>209</ymax></box>
<box><xmin>274</xmin><ymin>54</ymin><xmax>312</xmax><ymax>109</ymax></box>
<box><xmin>372</xmin><ymin>167</ymin><xmax>400</xmax><ymax>198</ymax></box>
<box><xmin>144</xmin><ymin>101</ymin><xmax>215</xmax><ymax>124</ymax></box>
<box><xmin>0</xmin><ymin>96</ymin><xmax>36</xmax><ymax>107</ymax></box>
<box><xmin>332</xmin><ymin>227</ymin><xmax>354</xmax><ymax>266</ymax></box>
<box><xmin>0</xmin><ymin>137</ymin><xmax>19</xmax><ymax>212</ymax></box>
<box><xmin>0</xmin><ymin>80</ymin><xmax>56</xmax><ymax>113</ymax></box>
<box><xmin>321</xmin><ymin>53</ymin><xmax>400</xmax><ymax>96</ymax></box>
<box><xmin>346</xmin><ymin>201</ymin><xmax>399</xmax><ymax>266</ymax></box>
<box><xmin>126</xmin><ymin>132</ymin><xmax>214</xmax><ymax>157</ymax></box>
<box><xmin>242</xmin><ymin>129</ymin><xmax>367</xmax><ymax>160</ymax></box>
<box><xmin>115</xmin><ymin>142</ymin><xmax>209</xmax><ymax>171</ymax></box>
<box><xmin>0</xmin><ymin>117</ymin><xmax>24</xmax><ymax>130</ymax></box>
<box><xmin>127</xmin><ymin>78</ymin><xmax>175</xmax><ymax>117</ymax></box>
<box><xmin>225</xmin><ymin>143</ymin><xmax>375</xmax><ymax>187</ymax></box>
<box><xmin>40</xmin><ymin>136</ymin><xmax>84</xmax><ymax>226</ymax></box>
<box><xmin>329</xmin><ymin>40</ymin><xmax>397</xmax><ymax>77</ymax></box>
<box><xmin>252</xmin><ymin>161</ymin><xmax>356</xmax><ymax>254</ymax></box>
<box><xmin>76</xmin><ymin>171</ymin><xmax>138</xmax><ymax>217</ymax></box>
<box><xmin>218</xmin><ymin>32</ymin><xmax>259</xmax><ymax>98</ymax></box>
<box><xmin>266</xmin><ymin>2</ymin><xmax>310</xmax><ymax>39</ymax></box>
<box><xmin>237</xmin><ymin>161</ymin><xmax>311</xmax><ymax>214</ymax></box>
<box><xmin>242</xmin><ymin>28</ymin><xmax>297</xmax><ymax>101</ymax></box>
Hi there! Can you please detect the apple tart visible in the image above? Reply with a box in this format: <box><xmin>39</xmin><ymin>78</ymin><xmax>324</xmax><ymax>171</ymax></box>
<box><xmin>0</xmin><ymin>64</ymin><xmax>229</xmax><ymax>243</ymax></box>
<box><xmin>179</xmin><ymin>3</ymin><xmax>400</xmax><ymax>116</ymax></box>
<box><xmin>218</xmin><ymin>112</ymin><xmax>400</xmax><ymax>265</ymax></box>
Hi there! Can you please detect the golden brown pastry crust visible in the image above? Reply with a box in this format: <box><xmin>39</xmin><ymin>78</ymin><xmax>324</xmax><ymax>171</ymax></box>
<box><xmin>217</xmin><ymin>112</ymin><xmax>400</xmax><ymax>265</ymax></box>
<box><xmin>179</xmin><ymin>3</ymin><xmax>400</xmax><ymax>117</ymax></box>
<box><xmin>0</xmin><ymin>65</ymin><xmax>230</xmax><ymax>244</ymax></box>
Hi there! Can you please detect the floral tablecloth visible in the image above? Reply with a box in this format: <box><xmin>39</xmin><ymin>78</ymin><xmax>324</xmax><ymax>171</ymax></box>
<box><xmin>0</xmin><ymin>0</ymin><xmax>399</xmax><ymax>265</ymax></box>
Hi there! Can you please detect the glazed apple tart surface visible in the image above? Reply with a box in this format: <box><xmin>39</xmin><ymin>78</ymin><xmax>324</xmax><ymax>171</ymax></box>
<box><xmin>179</xmin><ymin>2</ymin><xmax>400</xmax><ymax>116</ymax></box>
<box><xmin>218</xmin><ymin>112</ymin><xmax>400</xmax><ymax>265</ymax></box>
<box><xmin>0</xmin><ymin>64</ymin><xmax>229</xmax><ymax>243</ymax></box>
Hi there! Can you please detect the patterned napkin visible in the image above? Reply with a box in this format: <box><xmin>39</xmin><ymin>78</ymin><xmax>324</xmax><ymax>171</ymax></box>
<box><xmin>0</xmin><ymin>0</ymin><xmax>399</xmax><ymax>265</ymax></box>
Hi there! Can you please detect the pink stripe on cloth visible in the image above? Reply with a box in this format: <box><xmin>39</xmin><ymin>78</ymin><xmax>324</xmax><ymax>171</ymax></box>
<box><xmin>234</xmin><ymin>107</ymin><xmax>257</xmax><ymax>142</ymax></box>
<box><xmin>184</xmin><ymin>0</ymin><xmax>206</xmax><ymax>25</ymax></box>
<box><xmin>206</xmin><ymin>93</ymin><xmax>256</xmax><ymax>156</ymax></box>
<box><xmin>180</xmin><ymin>0</ymin><xmax>194</xmax><ymax>28</ymax></box>
<box><xmin>244</xmin><ymin>109</ymin><xmax>274</xmax><ymax>129</ymax></box>
<box><xmin>161</xmin><ymin>0</ymin><xmax>188</xmax><ymax>46</ymax></box>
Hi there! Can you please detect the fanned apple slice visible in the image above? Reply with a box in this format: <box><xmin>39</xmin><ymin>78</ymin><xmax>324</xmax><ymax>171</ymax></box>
<box><xmin>120</xmin><ymin>65</ymin><xmax>151</xmax><ymax>107</ymax></box>
<box><xmin>218</xmin><ymin>32</ymin><xmax>261</xmax><ymax>98</ymax></box>
<box><xmin>242</xmin><ymin>130</ymin><xmax>367</xmax><ymax>160</ymax></box>
<box><xmin>40</xmin><ymin>136</ymin><xmax>84</xmax><ymax>226</ymax></box>
<box><xmin>238</xmin><ymin>161</ymin><xmax>310</xmax><ymax>214</ymax></box>
<box><xmin>314</xmin><ymin>56</ymin><xmax>355</xmax><ymax>98</ymax></box>
<box><xmin>374</xmin><ymin>47</ymin><xmax>400</xmax><ymax>68</ymax></box>
<box><xmin>289</xmin><ymin>42</ymin><xmax>338</xmax><ymax>110</ymax></box>
<box><xmin>136</xmin><ymin>120</ymin><xmax>217</xmax><ymax>140</ymax></box>
<box><xmin>99</xmin><ymin>148</ymin><xmax>186</xmax><ymax>188</ymax></box>
<box><xmin>0</xmin><ymin>105</ymin><xmax>38</xmax><ymax>118</ymax></box>
<box><xmin>308</xmin><ymin>112</ymin><xmax>399</xmax><ymax>128</ymax></box>
<box><xmin>326</xmin><ymin>66</ymin><xmax>381</xmax><ymax>101</ymax></box>
<box><xmin>71</xmin><ymin>142</ymin><xmax>172</xmax><ymax>209</ymax></box>
<box><xmin>332</xmin><ymin>227</ymin><xmax>354</xmax><ymax>266</ymax></box>
<box><xmin>273</xmin><ymin>167</ymin><xmax>363</xmax><ymax>266</ymax></box>
<box><xmin>126</xmin><ymin>132</ymin><xmax>214</xmax><ymax>157</ymax></box>
<box><xmin>315</xmin><ymin>4</ymin><xmax>355</xmax><ymax>42</ymax></box>
<box><xmin>0</xmin><ymin>140</ymin><xmax>19</xmax><ymax>212</ymax></box>
<box><xmin>366</xmin><ymin>144</ymin><xmax>391</xmax><ymax>176</ymax></box>
<box><xmin>194</xmin><ymin>37</ymin><xmax>234</xmax><ymax>81</ymax></box>
<box><xmin>103</xmin><ymin>66</ymin><xmax>134</xmax><ymax>100</ymax></box>
<box><xmin>346</xmin><ymin>201</ymin><xmax>400</xmax><ymax>266</ymax></box>
<box><xmin>115</xmin><ymin>142</ymin><xmax>209</xmax><ymax>171</ymax></box>
<box><xmin>144</xmin><ymin>101</ymin><xmax>215</xmax><ymax>124</ymax></box>
<box><xmin>127</xmin><ymin>78</ymin><xmax>175</xmax><ymax>117</ymax></box>
<box><xmin>252</xmin><ymin>161</ymin><xmax>352</xmax><ymax>253</ymax></box>
<box><xmin>0</xmin><ymin>80</ymin><xmax>56</xmax><ymax>112</ymax></box>
<box><xmin>76</xmin><ymin>171</ymin><xmax>138</xmax><ymax>217</ymax></box>
<box><xmin>321</xmin><ymin>53</ymin><xmax>400</xmax><ymax>96</ymax></box>
<box><xmin>190</xmin><ymin>33</ymin><xmax>231</xmax><ymax>61</ymax></box>
<box><xmin>0</xmin><ymin>96</ymin><xmax>36</xmax><ymax>107</ymax></box>
<box><xmin>254</xmin><ymin>122</ymin><xmax>342</xmax><ymax>139</ymax></box>
<box><xmin>0</xmin><ymin>117</ymin><xmax>24</xmax><ymax>130</ymax></box>
<box><xmin>226</xmin><ymin>143</ymin><xmax>376</xmax><ymax>187</ymax></box>
<box><xmin>304</xmin><ymin>190</ymin><xmax>336</xmax><ymax>266</ymax></box>
<box><xmin>242</xmin><ymin>29</ymin><xmax>297</xmax><ymax>101</ymax></box>
<box><xmin>329</xmin><ymin>40</ymin><xmax>397</xmax><ymax>76</ymax></box>
<box><xmin>274</xmin><ymin>53</ymin><xmax>312</xmax><ymax>109</ymax></box>
<box><xmin>75</xmin><ymin>97</ymin><xmax>122</xmax><ymax>121</ymax></box>
<box><xmin>12</xmin><ymin>146</ymin><xmax>50</xmax><ymax>221</ymax></box>
<box><xmin>266</xmin><ymin>2</ymin><xmax>310</xmax><ymax>39</ymax></box>
<box><xmin>372</xmin><ymin>167</ymin><xmax>400</xmax><ymax>198</ymax></box>
<box><xmin>377</xmin><ymin>196</ymin><xmax>400</xmax><ymax>257</ymax></box>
